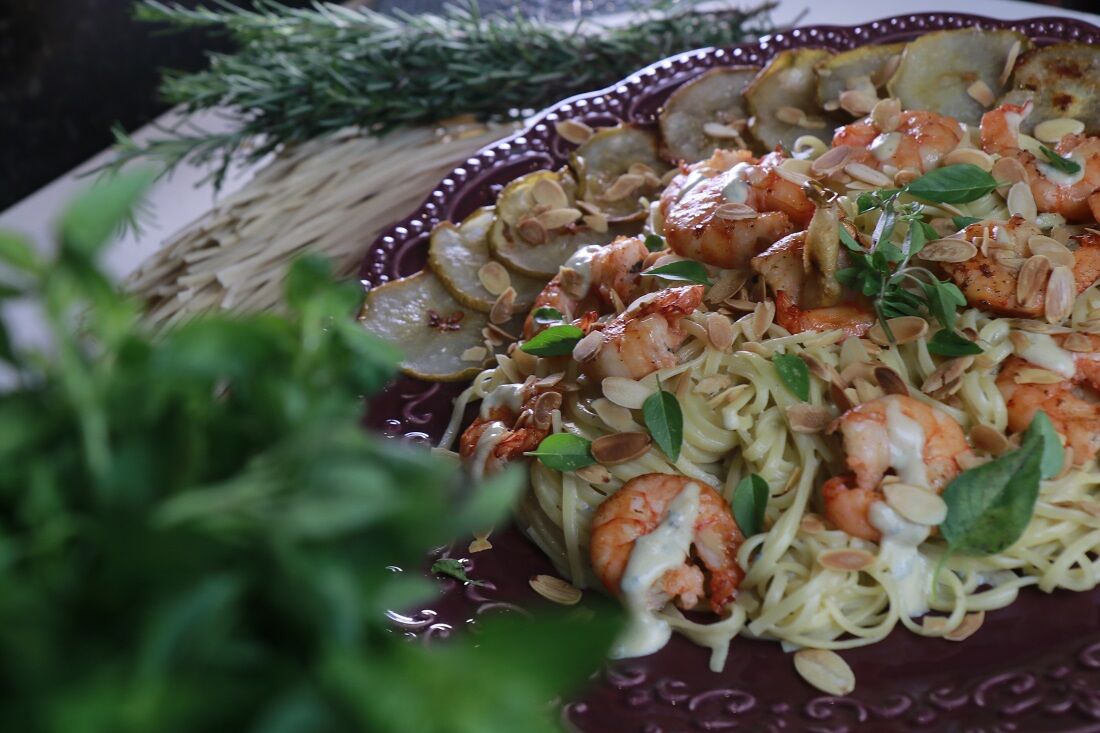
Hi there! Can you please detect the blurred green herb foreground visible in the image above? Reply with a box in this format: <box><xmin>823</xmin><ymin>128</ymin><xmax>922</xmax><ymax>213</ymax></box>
<box><xmin>0</xmin><ymin>174</ymin><xmax>616</xmax><ymax>733</ymax></box>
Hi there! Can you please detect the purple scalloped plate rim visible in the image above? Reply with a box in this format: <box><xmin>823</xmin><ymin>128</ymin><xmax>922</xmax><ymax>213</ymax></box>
<box><xmin>364</xmin><ymin>12</ymin><xmax>1100</xmax><ymax>733</ymax></box>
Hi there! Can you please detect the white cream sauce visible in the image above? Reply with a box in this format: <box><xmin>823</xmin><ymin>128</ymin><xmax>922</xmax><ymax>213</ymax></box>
<box><xmin>722</xmin><ymin>178</ymin><xmax>749</xmax><ymax>203</ymax></box>
<box><xmin>611</xmin><ymin>482</ymin><xmax>702</xmax><ymax>660</ymax></box>
<box><xmin>563</xmin><ymin>244</ymin><xmax>605</xmax><ymax>295</ymax></box>
<box><xmin>471</xmin><ymin>421</ymin><xmax>508</xmax><ymax>482</ymax></box>
<box><xmin>479</xmin><ymin>382</ymin><xmax>526</xmax><ymax>418</ymax></box>
<box><xmin>870</xmin><ymin>502</ymin><xmax>933</xmax><ymax>617</ymax></box>
<box><xmin>885</xmin><ymin>398</ymin><xmax>929</xmax><ymax>487</ymax></box>
<box><xmin>1016</xmin><ymin>331</ymin><xmax>1076</xmax><ymax>378</ymax></box>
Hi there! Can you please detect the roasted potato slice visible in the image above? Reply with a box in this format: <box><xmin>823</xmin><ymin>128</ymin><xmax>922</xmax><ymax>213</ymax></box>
<box><xmin>658</xmin><ymin>66</ymin><xmax>760</xmax><ymax>164</ymax></box>
<box><xmin>887</xmin><ymin>28</ymin><xmax>1028</xmax><ymax>125</ymax></box>
<box><xmin>428</xmin><ymin>207</ymin><xmax>544</xmax><ymax>313</ymax></box>
<box><xmin>1000</xmin><ymin>43</ymin><xmax>1100</xmax><ymax>135</ymax></box>
<box><xmin>571</xmin><ymin>125</ymin><xmax>670</xmax><ymax>221</ymax></box>
<box><xmin>746</xmin><ymin>48</ymin><xmax>835</xmax><ymax>151</ymax></box>
<box><xmin>488</xmin><ymin>168</ymin><xmax>619</xmax><ymax>278</ymax></box>
<box><xmin>359</xmin><ymin>270</ymin><xmax>493</xmax><ymax>382</ymax></box>
<box><xmin>816</xmin><ymin>43</ymin><xmax>905</xmax><ymax>117</ymax></box>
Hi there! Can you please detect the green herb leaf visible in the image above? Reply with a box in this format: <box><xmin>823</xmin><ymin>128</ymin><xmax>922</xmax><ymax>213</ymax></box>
<box><xmin>1038</xmin><ymin>145</ymin><xmax>1082</xmax><ymax>175</ymax></box>
<box><xmin>922</xmin><ymin>280</ymin><xmax>964</xmax><ymax>330</ymax></box>
<box><xmin>952</xmin><ymin>215</ymin><xmax>982</xmax><ymax>229</ymax></box>
<box><xmin>918</xmin><ymin>220</ymin><xmax>940</xmax><ymax>243</ymax></box>
<box><xmin>642</xmin><ymin>260</ymin><xmax>711</xmax><ymax>286</ymax></box>
<box><xmin>432</xmin><ymin>558</ymin><xmax>489</xmax><ymax>587</ymax></box>
<box><xmin>643</xmin><ymin>387</ymin><xmax>683</xmax><ymax>462</ymax></box>
<box><xmin>941</xmin><ymin>413</ymin><xmax>1048</xmax><ymax>555</ymax></box>
<box><xmin>732</xmin><ymin>474</ymin><xmax>769</xmax><ymax>537</ymax></box>
<box><xmin>520</xmin><ymin>324</ymin><xmax>584</xmax><ymax>356</ymax></box>
<box><xmin>773</xmin><ymin>353</ymin><xmax>810</xmax><ymax>401</ymax></box>
<box><xmin>532</xmin><ymin>306</ymin><xmax>564</xmax><ymax>325</ymax></box>
<box><xmin>904</xmin><ymin>220</ymin><xmax>927</xmax><ymax>259</ymax></box>
<box><xmin>644</xmin><ymin>233</ymin><xmax>666</xmax><ymax>252</ymax></box>
<box><xmin>927</xmin><ymin>329</ymin><xmax>983</xmax><ymax>357</ymax></box>
<box><xmin>839</xmin><ymin>226</ymin><xmax>863</xmax><ymax>252</ymax></box>
<box><xmin>1030</xmin><ymin>410</ymin><xmax>1064</xmax><ymax>480</ymax></box>
<box><xmin>905</xmin><ymin>164</ymin><xmax>998</xmax><ymax>204</ymax></box>
<box><xmin>60</xmin><ymin>172</ymin><xmax>156</xmax><ymax>257</ymax></box>
<box><xmin>0</xmin><ymin>232</ymin><xmax>41</xmax><ymax>274</ymax></box>
<box><xmin>525</xmin><ymin>433</ymin><xmax>595</xmax><ymax>471</ymax></box>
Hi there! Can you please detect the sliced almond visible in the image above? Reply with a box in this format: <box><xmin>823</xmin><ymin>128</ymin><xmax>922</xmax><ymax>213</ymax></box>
<box><xmin>529</xmin><ymin>574</ymin><xmax>582</xmax><ymax>605</ymax></box>
<box><xmin>773</xmin><ymin>166</ymin><xmax>813</xmax><ymax>187</ymax></box>
<box><xmin>517</xmin><ymin>216</ymin><xmax>548</xmax><ymax>245</ymax></box>
<box><xmin>1007</xmin><ymin>181</ymin><xmax>1037</xmax><ymax>221</ymax></box>
<box><xmin>538</xmin><ymin>207</ymin><xmax>582</xmax><ymax>231</ymax></box>
<box><xmin>1063</xmin><ymin>332</ymin><xmax>1097</xmax><ymax>353</ymax></box>
<box><xmin>1014</xmin><ymin>367</ymin><xmax>1065</xmax><ymax>384</ymax></box>
<box><xmin>602</xmin><ymin>376</ymin><xmax>655</xmax><ymax>409</ymax></box>
<box><xmin>829</xmin><ymin>380</ymin><xmax>855</xmax><ymax>413</ymax></box>
<box><xmin>843</xmin><ymin>162</ymin><xmax>894</xmax><ymax>187</ymax></box>
<box><xmin>695</xmin><ymin>374</ymin><xmax>732</xmax><ymax>396</ymax></box>
<box><xmin>745</xmin><ymin>300</ymin><xmax>775</xmax><ymax>342</ymax></box>
<box><xmin>531</xmin><ymin>177</ymin><xmax>569</xmax><ymax>210</ymax></box>
<box><xmin>970</xmin><ymin>424</ymin><xmax>1010</xmax><ymax>455</ymax></box>
<box><xmin>714</xmin><ymin>202</ymin><xmax>758</xmax><ymax>221</ymax></box>
<box><xmin>681</xmin><ymin>318</ymin><xmax>709</xmax><ymax>345</ymax></box>
<box><xmin>705</xmin><ymin>312</ymin><xmax>736</xmax><ymax>351</ymax></box>
<box><xmin>559</xmin><ymin>266</ymin><xmax>588</xmax><ymax>299</ymax></box>
<box><xmin>992</xmin><ymin>156</ymin><xmax>1029</xmax><ymax>194</ymax></box>
<box><xmin>469</xmin><ymin>536</ymin><xmax>493</xmax><ymax>553</ymax></box>
<box><xmin>591</xmin><ymin>431</ymin><xmax>651</xmax><ymax>466</ymax></box>
<box><xmin>787</xmin><ymin>404</ymin><xmax>833</xmax><ymax>433</ymax></box>
<box><xmin>601</xmin><ymin>173</ymin><xmax>645</xmax><ymax>202</ymax></box>
<box><xmin>583</xmin><ymin>212</ymin><xmax>609</xmax><ymax>233</ymax></box>
<box><xmin>800</xmin><ymin>513</ymin><xmax>827</xmax><ymax>534</ymax></box>
<box><xmin>477</xmin><ymin>261</ymin><xmax>511</xmax><ymax>296</ymax></box>
<box><xmin>1000</xmin><ymin>39</ymin><xmax>1022</xmax><ymax>86</ymax></box>
<box><xmin>1016</xmin><ymin>254</ymin><xmax>1051</xmax><ymax>306</ymax></box>
<box><xmin>490</xmin><ymin>287</ymin><xmax>516</xmax><ymax>325</ymax></box>
<box><xmin>799</xmin><ymin>353</ymin><xmax>840</xmax><ymax>384</ymax></box>
<box><xmin>811</xmin><ymin>145</ymin><xmax>854</xmax><ymax>176</ymax></box>
<box><xmin>944</xmin><ymin>611</ymin><xmax>985</xmax><ymax>642</ymax></box>
<box><xmin>1028</xmin><ymin>235</ymin><xmax>1075</xmax><ymax>268</ymax></box>
<box><xmin>703</xmin><ymin>121</ymin><xmax>747</xmax><ymax>140</ymax></box>
<box><xmin>883</xmin><ymin>482</ymin><xmax>948</xmax><ymax>525</ymax></box>
<box><xmin>818</xmin><ymin>548</ymin><xmax>876</xmax><ymax>571</ymax></box>
<box><xmin>966</xmin><ymin>79</ymin><xmax>996</xmax><ymax>108</ymax></box>
<box><xmin>871</xmin><ymin>97</ymin><xmax>901</xmax><ymax>133</ymax></box>
<box><xmin>943</xmin><ymin>147</ymin><xmax>994</xmax><ymax>171</ymax></box>
<box><xmin>922</xmin><ymin>356</ymin><xmax>974</xmax><ymax>395</ymax></box>
<box><xmin>554</xmin><ymin>118</ymin><xmax>594</xmax><ymax>145</ymax></box>
<box><xmin>838</xmin><ymin>89</ymin><xmax>877</xmax><ymax>117</ymax></box>
<box><xmin>1033</xmin><ymin>118</ymin><xmax>1085</xmax><ymax>144</ymax></box>
<box><xmin>1044</xmin><ymin>265</ymin><xmax>1075</xmax><ymax>324</ymax></box>
<box><xmin>873</xmin><ymin>365</ymin><xmax>909</xmax><ymax>396</ymax></box>
<box><xmin>793</xmin><ymin>649</ymin><xmax>856</xmax><ymax>696</ymax></box>
<box><xmin>532</xmin><ymin>391</ymin><xmax>562</xmax><ymax>430</ymax></box>
<box><xmin>592</xmin><ymin>397</ymin><xmax>635</xmax><ymax>432</ymax></box>
<box><xmin>893</xmin><ymin>167</ymin><xmax>922</xmax><ymax>187</ymax></box>
<box><xmin>575</xmin><ymin>463</ymin><xmax>613</xmax><ymax>485</ymax></box>
<box><xmin>868</xmin><ymin>316</ymin><xmax>928</xmax><ymax>346</ymax></box>
<box><xmin>461</xmin><ymin>345</ymin><xmax>488</xmax><ymax>362</ymax></box>
<box><xmin>918</xmin><ymin>238</ymin><xmax>977</xmax><ymax>263</ymax></box>
<box><xmin>706</xmin><ymin>269</ymin><xmax>750</xmax><ymax>304</ymax></box>
<box><xmin>572</xmin><ymin>329</ymin><xmax>604</xmax><ymax>362</ymax></box>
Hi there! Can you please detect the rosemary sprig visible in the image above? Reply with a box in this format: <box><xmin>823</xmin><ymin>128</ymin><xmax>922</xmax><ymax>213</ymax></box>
<box><xmin>109</xmin><ymin>0</ymin><xmax>775</xmax><ymax>188</ymax></box>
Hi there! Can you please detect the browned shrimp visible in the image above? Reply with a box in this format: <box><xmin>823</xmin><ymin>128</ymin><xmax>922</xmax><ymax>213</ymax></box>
<box><xmin>459</xmin><ymin>378</ymin><xmax>561</xmax><ymax>477</ymax></box>
<box><xmin>590</xmin><ymin>473</ymin><xmax>745</xmax><ymax>614</ymax></box>
<box><xmin>823</xmin><ymin>395</ymin><xmax>971</xmax><ymax>541</ymax></box>
<box><xmin>832</xmin><ymin>109</ymin><xmax>964</xmax><ymax>173</ymax></box>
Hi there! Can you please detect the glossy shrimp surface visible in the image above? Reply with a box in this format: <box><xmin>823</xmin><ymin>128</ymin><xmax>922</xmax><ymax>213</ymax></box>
<box><xmin>823</xmin><ymin>395</ymin><xmax>971</xmax><ymax>541</ymax></box>
<box><xmin>832</xmin><ymin>109</ymin><xmax>964</xmax><ymax>173</ymax></box>
<box><xmin>459</xmin><ymin>379</ymin><xmax>561</xmax><ymax>476</ymax></box>
<box><xmin>661</xmin><ymin>149</ymin><xmax>815</xmax><ymax>269</ymax></box>
<box><xmin>590</xmin><ymin>473</ymin><xmax>745</xmax><ymax>614</ymax></box>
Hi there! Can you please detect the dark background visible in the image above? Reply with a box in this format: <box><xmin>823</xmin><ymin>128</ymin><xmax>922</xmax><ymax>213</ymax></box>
<box><xmin>0</xmin><ymin>0</ymin><xmax>1094</xmax><ymax>209</ymax></box>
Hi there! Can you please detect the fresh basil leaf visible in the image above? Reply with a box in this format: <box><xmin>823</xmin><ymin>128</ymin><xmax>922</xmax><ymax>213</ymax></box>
<box><xmin>877</xmin><ymin>240</ymin><xmax>905</xmax><ymax>264</ymax></box>
<box><xmin>532</xmin><ymin>306</ymin><xmax>564</xmax><ymax>325</ymax></box>
<box><xmin>520</xmin><ymin>324</ymin><xmax>584</xmax><ymax>356</ymax></box>
<box><xmin>922</xmin><ymin>280</ymin><xmax>959</xmax><ymax>330</ymax></box>
<box><xmin>644</xmin><ymin>233</ymin><xmax>666</xmax><ymax>252</ymax></box>
<box><xmin>524</xmin><ymin>432</ymin><xmax>595</xmax><ymax>471</ymax></box>
<box><xmin>918</xmin><ymin>220</ymin><xmax>940</xmax><ymax>243</ymax></box>
<box><xmin>643</xmin><ymin>388</ymin><xmax>683</xmax><ymax>462</ymax></box>
<box><xmin>1038</xmin><ymin>145</ymin><xmax>1082</xmax><ymax>175</ymax></box>
<box><xmin>952</xmin><ymin>215</ymin><xmax>982</xmax><ymax>230</ymax></box>
<box><xmin>839</xmin><ymin>226</ymin><xmax>863</xmax><ymax>252</ymax></box>
<box><xmin>642</xmin><ymin>260</ymin><xmax>711</xmax><ymax>286</ymax></box>
<box><xmin>431</xmin><ymin>558</ymin><xmax>489</xmax><ymax>587</ymax></box>
<box><xmin>732</xmin><ymin>474</ymin><xmax>769</xmax><ymax>537</ymax></box>
<box><xmin>905</xmin><ymin>164</ymin><xmax>998</xmax><ymax>204</ymax></box>
<box><xmin>773</xmin><ymin>353</ymin><xmax>810</xmax><ymax>401</ymax></box>
<box><xmin>1030</xmin><ymin>410</ymin><xmax>1063</xmax><ymax>480</ymax></box>
<box><xmin>856</xmin><ymin>192</ymin><xmax>878</xmax><ymax>214</ymax></box>
<box><xmin>941</xmin><ymin>414</ymin><xmax>1046</xmax><ymax>554</ymax></box>
<box><xmin>927</xmin><ymin>329</ymin><xmax>983</xmax><ymax>357</ymax></box>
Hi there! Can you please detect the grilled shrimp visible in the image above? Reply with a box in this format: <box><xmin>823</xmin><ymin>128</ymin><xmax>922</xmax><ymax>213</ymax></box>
<box><xmin>524</xmin><ymin>236</ymin><xmax>649</xmax><ymax>337</ymax></box>
<box><xmin>832</xmin><ymin>109</ymin><xmax>964</xmax><ymax>173</ymax></box>
<box><xmin>998</xmin><ymin>333</ymin><xmax>1100</xmax><ymax>465</ymax></box>
<box><xmin>459</xmin><ymin>378</ymin><xmax>562</xmax><ymax>477</ymax></box>
<box><xmin>590</xmin><ymin>473</ymin><xmax>745</xmax><ymax>614</ymax></box>
<box><xmin>823</xmin><ymin>395</ymin><xmax>971</xmax><ymax>541</ymax></box>
<box><xmin>584</xmin><ymin>285</ymin><xmax>704</xmax><ymax>381</ymax></box>
<box><xmin>981</xmin><ymin>102</ymin><xmax>1100</xmax><ymax>223</ymax></box>
<box><xmin>661</xmin><ymin>149</ymin><xmax>815</xmax><ymax>269</ymax></box>
<box><xmin>939</xmin><ymin>221</ymin><xmax>1100</xmax><ymax>318</ymax></box>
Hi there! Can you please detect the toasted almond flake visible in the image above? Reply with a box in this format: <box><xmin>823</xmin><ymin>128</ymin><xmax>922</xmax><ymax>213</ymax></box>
<box><xmin>839</xmin><ymin>337</ymin><xmax>869</xmax><ymax>369</ymax></box>
<box><xmin>818</xmin><ymin>548</ymin><xmax>876</xmax><ymax>571</ymax></box>
<box><xmin>829</xmin><ymin>380</ymin><xmax>855</xmax><ymax>412</ymax></box>
<box><xmin>744</xmin><ymin>299</ymin><xmax>775</xmax><ymax>342</ymax></box>
<box><xmin>918</xmin><ymin>238</ymin><xmax>978</xmax><ymax>263</ymax></box>
<box><xmin>843</xmin><ymin>161</ymin><xmax>893</xmax><ymax>187</ymax></box>
<box><xmin>490</xmin><ymin>287</ymin><xmax>516</xmax><ymax>325</ymax></box>
<box><xmin>477</xmin><ymin>261</ymin><xmax>511</xmax><ymax>296</ymax></box>
<box><xmin>1044</xmin><ymin>265</ymin><xmax>1075</xmax><ymax>324</ymax></box>
<box><xmin>517</xmin><ymin>216</ymin><xmax>548</xmax><ymax>245</ymax></box>
<box><xmin>532</xmin><ymin>391</ymin><xmax>563</xmax><ymax>430</ymax></box>
<box><xmin>799</xmin><ymin>353</ymin><xmax>840</xmax><ymax>384</ymax></box>
<box><xmin>883</xmin><ymin>482</ymin><xmax>948</xmax><ymax>525</ymax></box>
<box><xmin>943</xmin><ymin>147</ymin><xmax>994</xmax><ymax>171</ymax></box>
<box><xmin>529</xmin><ymin>574</ymin><xmax>582</xmax><ymax>605</ymax></box>
<box><xmin>592</xmin><ymin>397</ymin><xmax>635</xmax><ymax>432</ymax></box>
<box><xmin>583</xmin><ymin>212</ymin><xmax>609</xmax><ymax>233</ymax></box>
<box><xmin>992</xmin><ymin>157</ymin><xmax>1029</xmax><ymax>193</ymax></box>
<box><xmin>1016</xmin><ymin>254</ymin><xmax>1051</xmax><ymax>306</ymax></box>
<box><xmin>705</xmin><ymin>312</ymin><xmax>736</xmax><ymax>350</ymax></box>
<box><xmin>873</xmin><ymin>365</ymin><xmax>909</xmax><ymax>396</ymax></box>
<box><xmin>554</xmin><ymin>118</ymin><xmax>594</xmax><ymax>145</ymax></box>
<box><xmin>1007</xmin><ymin>318</ymin><xmax>1071</xmax><ymax>335</ymax></box>
<box><xmin>1034</xmin><ymin>118</ymin><xmax>1085</xmax><ymax>144</ymax></box>
<box><xmin>810</xmin><ymin>145</ymin><xmax>854</xmax><ymax>177</ymax></box>
<box><xmin>559</xmin><ymin>266</ymin><xmax>587</xmax><ymax>299</ymax></box>
<box><xmin>800</xmin><ymin>513</ymin><xmax>827</xmax><ymax>534</ymax></box>
<box><xmin>787</xmin><ymin>404</ymin><xmax>833</xmax><ymax>433</ymax></box>
<box><xmin>531</xmin><ymin>177</ymin><xmax>569</xmax><ymax>210</ymax></box>
<box><xmin>944</xmin><ymin>611</ymin><xmax>985</xmax><ymax>642</ymax></box>
<box><xmin>868</xmin><ymin>316</ymin><xmax>928</xmax><ymax>346</ymax></box>
<box><xmin>1053</xmin><ymin>499</ymin><xmax>1100</xmax><ymax>518</ymax></box>
<box><xmin>602</xmin><ymin>376</ymin><xmax>655</xmax><ymax>409</ymax></box>
<box><xmin>469</xmin><ymin>536</ymin><xmax>493</xmax><ymax>553</ymax></box>
<box><xmin>461</xmin><ymin>345</ymin><xmax>488</xmax><ymax>362</ymax></box>
<box><xmin>572</xmin><ymin>329</ymin><xmax>604</xmax><ymax>362</ymax></box>
<box><xmin>695</xmin><ymin>374</ymin><xmax>732</xmax><ymax>396</ymax></box>
<box><xmin>1000</xmin><ymin>40</ymin><xmax>1022</xmax><ymax>85</ymax></box>
<box><xmin>970</xmin><ymin>423</ymin><xmax>1010</xmax><ymax>455</ymax></box>
<box><xmin>871</xmin><ymin>97</ymin><xmax>901</xmax><ymax>133</ymax></box>
<box><xmin>602</xmin><ymin>173</ymin><xmax>645</xmax><ymax>202</ymax></box>
<box><xmin>608</xmin><ymin>288</ymin><xmax>626</xmax><ymax>314</ymax></box>
<box><xmin>575</xmin><ymin>463</ymin><xmax>613</xmax><ymax>484</ymax></box>
<box><xmin>966</xmin><ymin>79</ymin><xmax>996</xmax><ymax>108</ymax></box>
<box><xmin>714</xmin><ymin>202</ymin><xmax>759</xmax><ymax>221</ymax></box>
<box><xmin>591</xmin><ymin>431</ymin><xmax>652</xmax><ymax>466</ymax></box>
<box><xmin>838</xmin><ymin>89</ymin><xmax>877</xmax><ymax>117</ymax></box>
<box><xmin>706</xmin><ymin>269</ymin><xmax>750</xmax><ymax>304</ymax></box>
<box><xmin>1007</xmin><ymin>181</ymin><xmax>1038</xmax><ymax>221</ymax></box>
<box><xmin>575</xmin><ymin>200</ymin><xmax>601</xmax><ymax>216</ymax></box>
<box><xmin>793</xmin><ymin>649</ymin><xmax>856</xmax><ymax>696</ymax></box>
<box><xmin>703</xmin><ymin>121</ymin><xmax>746</xmax><ymax>140</ymax></box>
<box><xmin>839</xmin><ymin>361</ymin><xmax>876</xmax><ymax>386</ymax></box>
<box><xmin>681</xmin><ymin>318</ymin><xmax>709</xmax><ymax>345</ymax></box>
<box><xmin>1063</xmin><ymin>332</ymin><xmax>1097</xmax><ymax>352</ymax></box>
<box><xmin>1028</xmin><ymin>235</ymin><xmax>1075</xmax><ymax>267</ymax></box>
<box><xmin>774</xmin><ymin>166</ymin><xmax>814</xmax><ymax>187</ymax></box>
<box><xmin>538</xmin><ymin>207</ymin><xmax>582</xmax><ymax>231</ymax></box>
<box><xmin>1014</xmin><ymin>367</ymin><xmax>1065</xmax><ymax>384</ymax></box>
<box><xmin>922</xmin><ymin>356</ymin><xmax>974</xmax><ymax>395</ymax></box>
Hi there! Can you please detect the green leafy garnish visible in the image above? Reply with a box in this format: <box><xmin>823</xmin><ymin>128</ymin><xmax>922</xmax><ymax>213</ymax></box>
<box><xmin>525</xmin><ymin>433</ymin><xmax>596</xmax><ymax>471</ymax></box>
<box><xmin>952</xmin><ymin>215</ymin><xmax>982</xmax><ymax>230</ymax></box>
<box><xmin>941</xmin><ymin>413</ymin><xmax>1061</xmax><ymax>555</ymax></box>
<box><xmin>1038</xmin><ymin>145</ymin><xmax>1082</xmax><ymax>175</ymax></box>
<box><xmin>642</xmin><ymin>260</ymin><xmax>711</xmax><ymax>286</ymax></box>
<box><xmin>773</xmin><ymin>353</ymin><xmax>810</xmax><ymax>401</ymax></box>
<box><xmin>1030</xmin><ymin>410</ymin><xmax>1064</xmax><ymax>480</ymax></box>
<box><xmin>643</xmin><ymin>384</ymin><xmax>683</xmax><ymax>462</ymax></box>
<box><xmin>905</xmin><ymin>164</ymin><xmax>998</xmax><ymax>204</ymax></box>
<box><xmin>644</xmin><ymin>233</ymin><xmax>666</xmax><ymax>252</ymax></box>
<box><xmin>532</xmin><ymin>306</ymin><xmax>564</xmax><ymax>325</ymax></box>
<box><xmin>732</xmin><ymin>474</ymin><xmax>769</xmax><ymax>537</ymax></box>
<box><xmin>432</xmin><ymin>558</ymin><xmax>489</xmax><ymax>587</ymax></box>
<box><xmin>520</xmin><ymin>324</ymin><xmax>584</xmax><ymax>356</ymax></box>
<box><xmin>927</xmin><ymin>329</ymin><xmax>983</xmax><ymax>357</ymax></box>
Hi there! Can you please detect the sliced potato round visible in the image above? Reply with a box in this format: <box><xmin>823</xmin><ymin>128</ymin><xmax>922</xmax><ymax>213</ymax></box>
<box><xmin>488</xmin><ymin>168</ymin><xmax>618</xmax><ymax>278</ymax></box>
<box><xmin>428</xmin><ymin>207</ymin><xmax>544</xmax><ymax>313</ymax></box>
<box><xmin>360</xmin><ymin>270</ymin><xmax>491</xmax><ymax>382</ymax></box>
<box><xmin>887</xmin><ymin>29</ymin><xmax>1028</xmax><ymax>126</ymax></box>
<box><xmin>571</xmin><ymin>125</ymin><xmax>670</xmax><ymax>221</ymax></box>
<box><xmin>1000</xmin><ymin>43</ymin><xmax>1100</xmax><ymax>135</ymax></box>
<box><xmin>658</xmin><ymin>66</ymin><xmax>760</xmax><ymax>164</ymax></box>
<box><xmin>746</xmin><ymin>48</ymin><xmax>835</xmax><ymax>151</ymax></box>
<box><xmin>816</xmin><ymin>43</ymin><xmax>905</xmax><ymax>116</ymax></box>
